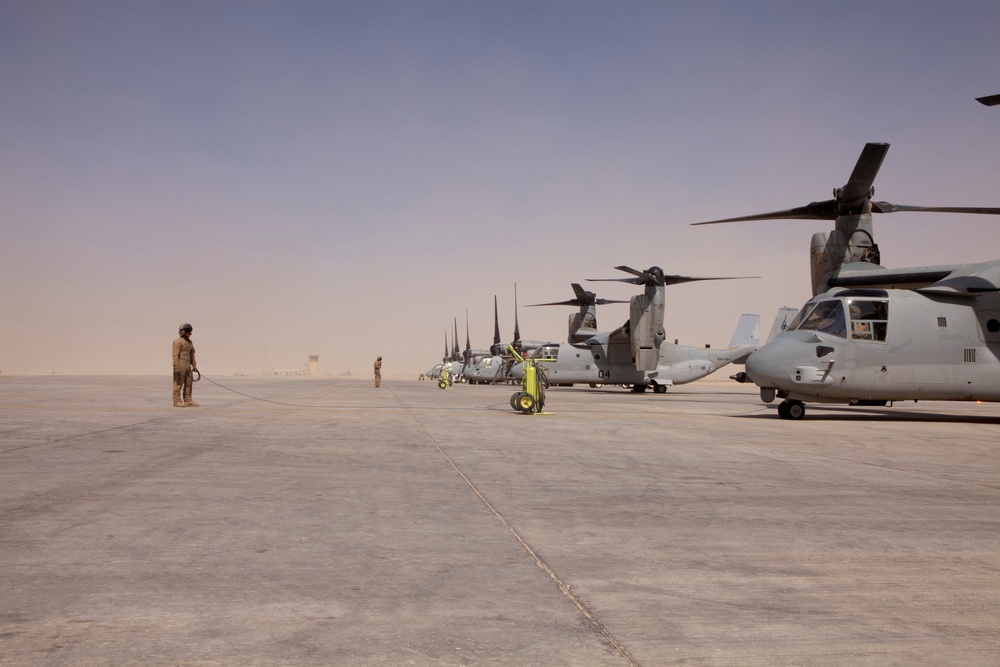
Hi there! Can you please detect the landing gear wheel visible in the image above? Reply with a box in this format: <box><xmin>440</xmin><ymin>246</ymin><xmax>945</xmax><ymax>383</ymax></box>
<box><xmin>653</xmin><ymin>383</ymin><xmax>667</xmax><ymax>394</ymax></box>
<box><xmin>517</xmin><ymin>393</ymin><xmax>536</xmax><ymax>414</ymax></box>
<box><xmin>778</xmin><ymin>400</ymin><xmax>805</xmax><ymax>420</ymax></box>
<box><xmin>631</xmin><ymin>384</ymin><xmax>647</xmax><ymax>393</ymax></box>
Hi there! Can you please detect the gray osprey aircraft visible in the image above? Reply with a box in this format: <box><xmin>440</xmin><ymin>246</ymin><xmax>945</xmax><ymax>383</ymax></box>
<box><xmin>424</xmin><ymin>326</ymin><xmax>460</xmax><ymax>380</ymax></box>
<box><xmin>695</xmin><ymin>142</ymin><xmax>1000</xmax><ymax>419</ymax></box>
<box><xmin>513</xmin><ymin>266</ymin><xmax>761</xmax><ymax>393</ymax></box>
<box><xmin>463</xmin><ymin>288</ymin><xmax>554</xmax><ymax>385</ymax></box>
<box><xmin>462</xmin><ymin>297</ymin><xmax>511</xmax><ymax>384</ymax></box>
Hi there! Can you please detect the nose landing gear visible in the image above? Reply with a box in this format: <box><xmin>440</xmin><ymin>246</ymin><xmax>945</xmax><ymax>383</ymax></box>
<box><xmin>777</xmin><ymin>399</ymin><xmax>806</xmax><ymax>420</ymax></box>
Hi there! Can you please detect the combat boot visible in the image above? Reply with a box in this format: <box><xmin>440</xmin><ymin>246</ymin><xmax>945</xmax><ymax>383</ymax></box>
<box><xmin>174</xmin><ymin>402</ymin><xmax>185</xmax><ymax>407</ymax></box>
<box><xmin>185</xmin><ymin>401</ymin><xmax>200</xmax><ymax>407</ymax></box>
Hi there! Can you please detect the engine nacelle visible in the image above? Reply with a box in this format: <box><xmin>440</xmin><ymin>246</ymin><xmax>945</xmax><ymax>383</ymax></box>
<box><xmin>630</xmin><ymin>293</ymin><xmax>665</xmax><ymax>371</ymax></box>
<box><xmin>810</xmin><ymin>230</ymin><xmax>844</xmax><ymax>296</ymax></box>
<box><xmin>568</xmin><ymin>310</ymin><xmax>598</xmax><ymax>343</ymax></box>
<box><xmin>810</xmin><ymin>214</ymin><xmax>880</xmax><ymax>295</ymax></box>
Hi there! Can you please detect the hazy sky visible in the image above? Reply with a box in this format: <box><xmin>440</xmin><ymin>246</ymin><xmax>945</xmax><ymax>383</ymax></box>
<box><xmin>3</xmin><ymin>1</ymin><xmax>1000</xmax><ymax>377</ymax></box>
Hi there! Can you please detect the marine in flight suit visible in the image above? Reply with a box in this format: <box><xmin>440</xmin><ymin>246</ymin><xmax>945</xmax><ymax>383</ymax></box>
<box><xmin>173</xmin><ymin>323</ymin><xmax>200</xmax><ymax>407</ymax></box>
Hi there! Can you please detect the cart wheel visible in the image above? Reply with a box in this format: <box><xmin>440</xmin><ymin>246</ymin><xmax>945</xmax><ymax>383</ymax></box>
<box><xmin>517</xmin><ymin>393</ymin><xmax>536</xmax><ymax>414</ymax></box>
<box><xmin>510</xmin><ymin>393</ymin><xmax>524</xmax><ymax>411</ymax></box>
<box><xmin>438</xmin><ymin>380</ymin><xmax>448</xmax><ymax>389</ymax></box>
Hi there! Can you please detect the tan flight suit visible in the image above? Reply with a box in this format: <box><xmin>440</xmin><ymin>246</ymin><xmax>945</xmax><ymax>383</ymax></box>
<box><xmin>374</xmin><ymin>357</ymin><xmax>382</xmax><ymax>388</ymax></box>
<box><xmin>173</xmin><ymin>336</ymin><xmax>198</xmax><ymax>405</ymax></box>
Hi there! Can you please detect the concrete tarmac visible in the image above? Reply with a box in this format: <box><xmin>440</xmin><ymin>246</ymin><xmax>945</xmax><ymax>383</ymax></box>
<box><xmin>1</xmin><ymin>375</ymin><xmax>998</xmax><ymax>666</ymax></box>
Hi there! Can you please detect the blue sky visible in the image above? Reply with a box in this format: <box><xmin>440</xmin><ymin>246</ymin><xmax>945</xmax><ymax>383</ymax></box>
<box><xmin>3</xmin><ymin>1</ymin><xmax>1000</xmax><ymax>376</ymax></box>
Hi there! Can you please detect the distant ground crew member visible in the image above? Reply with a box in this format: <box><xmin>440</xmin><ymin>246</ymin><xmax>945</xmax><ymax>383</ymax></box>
<box><xmin>374</xmin><ymin>356</ymin><xmax>382</xmax><ymax>388</ymax></box>
<box><xmin>172</xmin><ymin>323</ymin><xmax>200</xmax><ymax>407</ymax></box>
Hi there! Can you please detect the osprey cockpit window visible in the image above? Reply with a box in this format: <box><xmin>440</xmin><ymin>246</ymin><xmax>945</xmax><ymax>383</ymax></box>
<box><xmin>794</xmin><ymin>300</ymin><xmax>847</xmax><ymax>338</ymax></box>
<box><xmin>530</xmin><ymin>345</ymin><xmax>560</xmax><ymax>360</ymax></box>
<box><xmin>786</xmin><ymin>302</ymin><xmax>816</xmax><ymax>331</ymax></box>
<box><xmin>847</xmin><ymin>299</ymin><xmax>889</xmax><ymax>342</ymax></box>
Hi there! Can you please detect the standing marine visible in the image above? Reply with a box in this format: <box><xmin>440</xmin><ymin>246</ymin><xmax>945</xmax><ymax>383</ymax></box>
<box><xmin>374</xmin><ymin>356</ymin><xmax>382</xmax><ymax>388</ymax></box>
<box><xmin>173</xmin><ymin>323</ymin><xmax>200</xmax><ymax>407</ymax></box>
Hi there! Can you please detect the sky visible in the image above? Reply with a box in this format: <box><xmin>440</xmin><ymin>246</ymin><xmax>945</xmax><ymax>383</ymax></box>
<box><xmin>2</xmin><ymin>0</ymin><xmax>1000</xmax><ymax>377</ymax></box>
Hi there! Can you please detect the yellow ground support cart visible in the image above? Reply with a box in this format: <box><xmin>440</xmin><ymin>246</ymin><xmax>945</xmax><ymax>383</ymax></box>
<box><xmin>508</xmin><ymin>345</ymin><xmax>554</xmax><ymax>414</ymax></box>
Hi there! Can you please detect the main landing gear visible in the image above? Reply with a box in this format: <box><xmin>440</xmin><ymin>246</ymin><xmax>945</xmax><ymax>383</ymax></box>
<box><xmin>777</xmin><ymin>399</ymin><xmax>806</xmax><ymax>420</ymax></box>
<box><xmin>630</xmin><ymin>382</ymin><xmax>668</xmax><ymax>394</ymax></box>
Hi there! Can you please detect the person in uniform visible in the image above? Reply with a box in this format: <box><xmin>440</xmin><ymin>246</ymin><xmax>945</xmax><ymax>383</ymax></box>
<box><xmin>374</xmin><ymin>356</ymin><xmax>382</xmax><ymax>388</ymax></box>
<box><xmin>173</xmin><ymin>323</ymin><xmax>200</xmax><ymax>407</ymax></box>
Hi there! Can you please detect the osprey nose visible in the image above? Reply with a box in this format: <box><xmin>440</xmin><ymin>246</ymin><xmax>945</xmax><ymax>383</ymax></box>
<box><xmin>746</xmin><ymin>338</ymin><xmax>793</xmax><ymax>388</ymax></box>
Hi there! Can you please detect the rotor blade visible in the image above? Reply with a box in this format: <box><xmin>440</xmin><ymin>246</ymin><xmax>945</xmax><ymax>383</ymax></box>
<box><xmin>529</xmin><ymin>280</ymin><xmax>629</xmax><ymax>306</ymax></box>
<box><xmin>976</xmin><ymin>93</ymin><xmax>1000</xmax><ymax>107</ymax></box>
<box><xmin>692</xmin><ymin>201</ymin><xmax>838</xmax><ymax>224</ymax></box>
<box><xmin>513</xmin><ymin>283</ymin><xmax>521</xmax><ymax>342</ymax></box>
<box><xmin>493</xmin><ymin>296</ymin><xmax>501</xmax><ymax>347</ymax></box>
<box><xmin>587</xmin><ymin>277</ymin><xmax>646</xmax><ymax>284</ymax></box>
<box><xmin>571</xmin><ymin>283</ymin><xmax>590</xmax><ymax>301</ymax></box>
<box><xmin>661</xmin><ymin>275</ymin><xmax>760</xmax><ymax>286</ymax></box>
<box><xmin>613</xmin><ymin>265</ymin><xmax>645</xmax><ymax>277</ymax></box>
<box><xmin>839</xmin><ymin>142</ymin><xmax>890</xmax><ymax>206</ymax></box>
<box><xmin>465</xmin><ymin>311</ymin><xmax>470</xmax><ymax>353</ymax></box>
<box><xmin>526</xmin><ymin>299</ymin><xmax>579</xmax><ymax>307</ymax></box>
<box><xmin>871</xmin><ymin>202</ymin><xmax>1000</xmax><ymax>216</ymax></box>
<box><xmin>589</xmin><ymin>274</ymin><xmax>757</xmax><ymax>285</ymax></box>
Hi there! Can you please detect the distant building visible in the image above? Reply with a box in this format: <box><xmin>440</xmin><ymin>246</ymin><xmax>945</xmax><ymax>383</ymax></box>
<box><xmin>274</xmin><ymin>355</ymin><xmax>323</xmax><ymax>377</ymax></box>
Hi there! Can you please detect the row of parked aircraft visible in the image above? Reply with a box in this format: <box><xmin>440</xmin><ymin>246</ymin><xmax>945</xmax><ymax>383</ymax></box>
<box><xmin>428</xmin><ymin>270</ymin><xmax>794</xmax><ymax>395</ymax></box>
<box><xmin>430</xmin><ymin>138</ymin><xmax>1000</xmax><ymax>420</ymax></box>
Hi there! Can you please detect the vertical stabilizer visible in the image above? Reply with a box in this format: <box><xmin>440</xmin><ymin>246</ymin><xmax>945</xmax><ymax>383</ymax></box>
<box><xmin>765</xmin><ymin>307</ymin><xmax>799</xmax><ymax>343</ymax></box>
<box><xmin>728</xmin><ymin>313</ymin><xmax>761</xmax><ymax>348</ymax></box>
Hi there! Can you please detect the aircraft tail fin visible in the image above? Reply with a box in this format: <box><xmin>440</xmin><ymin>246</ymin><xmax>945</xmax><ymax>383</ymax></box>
<box><xmin>728</xmin><ymin>313</ymin><xmax>761</xmax><ymax>348</ymax></box>
<box><xmin>765</xmin><ymin>307</ymin><xmax>799</xmax><ymax>344</ymax></box>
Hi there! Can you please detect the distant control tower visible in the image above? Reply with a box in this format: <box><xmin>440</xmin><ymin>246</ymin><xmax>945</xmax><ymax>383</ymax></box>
<box><xmin>308</xmin><ymin>355</ymin><xmax>319</xmax><ymax>376</ymax></box>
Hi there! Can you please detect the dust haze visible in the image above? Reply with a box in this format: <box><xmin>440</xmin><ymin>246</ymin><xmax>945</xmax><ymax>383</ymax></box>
<box><xmin>3</xmin><ymin>2</ymin><xmax>1000</xmax><ymax>377</ymax></box>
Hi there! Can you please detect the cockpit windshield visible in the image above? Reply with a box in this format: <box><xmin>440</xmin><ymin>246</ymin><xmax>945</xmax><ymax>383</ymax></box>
<box><xmin>789</xmin><ymin>296</ymin><xmax>889</xmax><ymax>341</ymax></box>
<box><xmin>794</xmin><ymin>299</ymin><xmax>847</xmax><ymax>338</ymax></box>
<box><xmin>786</xmin><ymin>301</ymin><xmax>816</xmax><ymax>331</ymax></box>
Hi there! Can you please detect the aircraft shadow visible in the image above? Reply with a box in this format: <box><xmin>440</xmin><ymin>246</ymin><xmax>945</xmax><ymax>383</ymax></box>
<box><xmin>735</xmin><ymin>404</ymin><xmax>1000</xmax><ymax>425</ymax></box>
